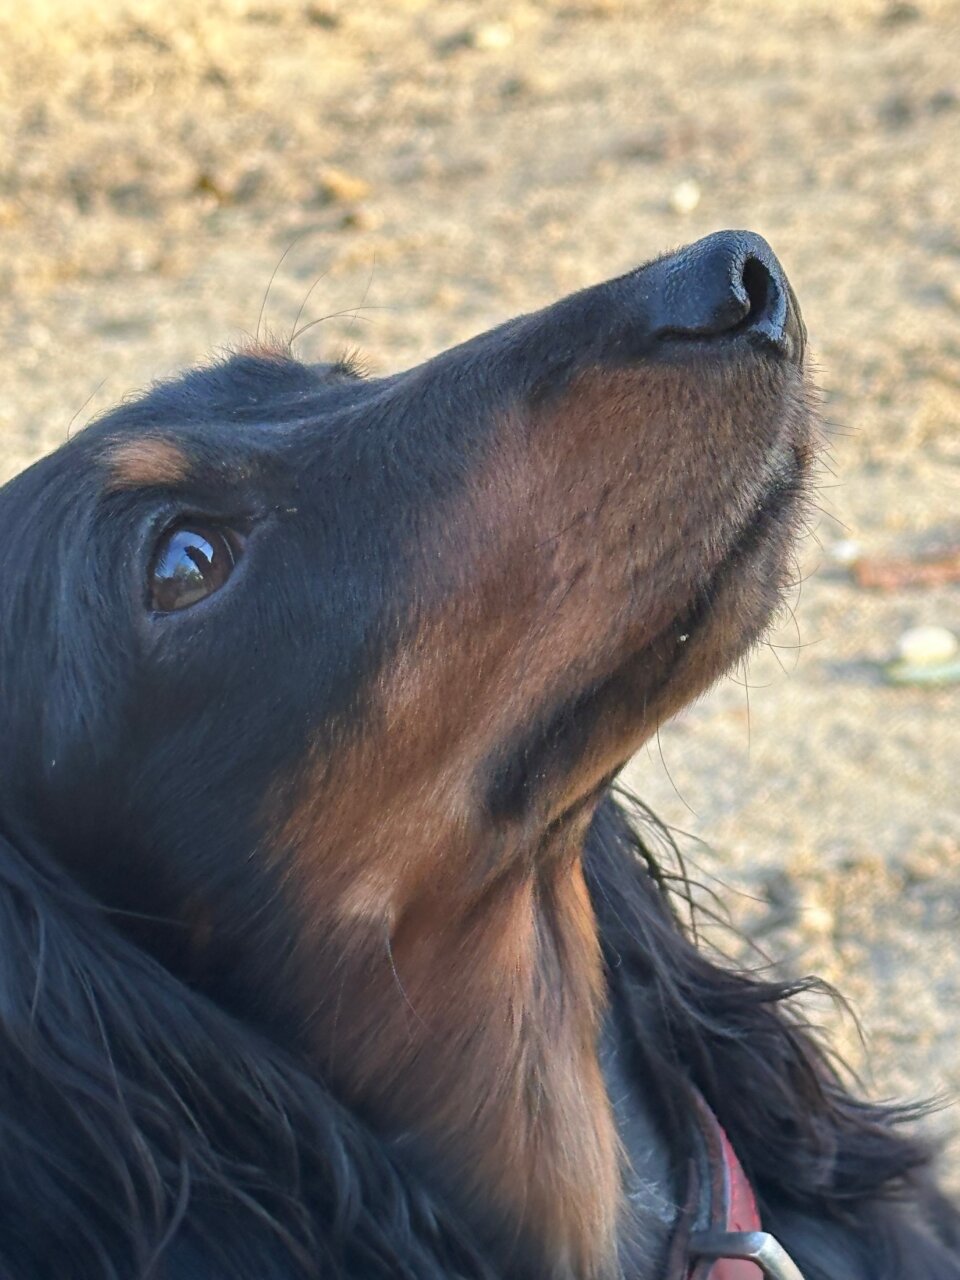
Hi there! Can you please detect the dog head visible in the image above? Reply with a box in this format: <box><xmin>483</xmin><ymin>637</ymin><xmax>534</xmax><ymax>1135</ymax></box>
<box><xmin>0</xmin><ymin>228</ymin><xmax>815</xmax><ymax>1044</ymax></box>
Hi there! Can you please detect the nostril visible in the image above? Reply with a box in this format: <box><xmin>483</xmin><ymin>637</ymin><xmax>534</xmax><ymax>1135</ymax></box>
<box><xmin>740</xmin><ymin>257</ymin><xmax>773</xmax><ymax>326</ymax></box>
<box><xmin>736</xmin><ymin>251</ymin><xmax>804</xmax><ymax>360</ymax></box>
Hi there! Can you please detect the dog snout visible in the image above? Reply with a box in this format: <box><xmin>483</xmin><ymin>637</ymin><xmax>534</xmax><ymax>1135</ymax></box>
<box><xmin>649</xmin><ymin>230</ymin><xmax>806</xmax><ymax>363</ymax></box>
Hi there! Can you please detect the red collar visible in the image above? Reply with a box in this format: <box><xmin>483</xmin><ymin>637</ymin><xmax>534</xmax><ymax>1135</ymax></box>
<box><xmin>683</xmin><ymin>1091</ymin><xmax>805</xmax><ymax>1280</ymax></box>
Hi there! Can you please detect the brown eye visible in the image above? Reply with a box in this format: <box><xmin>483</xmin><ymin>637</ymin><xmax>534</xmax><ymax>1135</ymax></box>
<box><xmin>150</xmin><ymin>525</ymin><xmax>238</xmax><ymax>613</ymax></box>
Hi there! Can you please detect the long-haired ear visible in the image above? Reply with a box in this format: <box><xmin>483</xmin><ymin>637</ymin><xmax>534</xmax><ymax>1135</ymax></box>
<box><xmin>586</xmin><ymin>792</ymin><xmax>940</xmax><ymax>1208</ymax></box>
<box><xmin>0</xmin><ymin>824</ymin><xmax>219</xmax><ymax>1277</ymax></box>
<box><xmin>0</xmin><ymin>828</ymin><xmax>493</xmax><ymax>1280</ymax></box>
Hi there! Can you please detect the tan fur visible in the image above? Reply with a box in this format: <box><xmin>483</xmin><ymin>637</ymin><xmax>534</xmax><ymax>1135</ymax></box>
<box><xmin>238</xmin><ymin>336</ymin><xmax>293</xmax><ymax>361</ymax></box>
<box><xmin>270</xmin><ymin>358</ymin><xmax>808</xmax><ymax>1276</ymax></box>
<box><xmin>105</xmin><ymin>438</ymin><xmax>190</xmax><ymax>491</ymax></box>
<box><xmin>276</xmin><ymin>763</ymin><xmax>622</xmax><ymax>1276</ymax></box>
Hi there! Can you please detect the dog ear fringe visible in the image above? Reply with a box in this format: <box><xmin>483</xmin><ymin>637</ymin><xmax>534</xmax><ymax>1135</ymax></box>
<box><xmin>587</xmin><ymin>790</ymin><xmax>960</xmax><ymax>1278</ymax></box>
<box><xmin>0</xmin><ymin>830</ymin><xmax>496</xmax><ymax>1280</ymax></box>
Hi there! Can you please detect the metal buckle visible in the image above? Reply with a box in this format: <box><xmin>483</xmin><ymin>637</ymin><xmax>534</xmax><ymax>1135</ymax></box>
<box><xmin>689</xmin><ymin>1230</ymin><xmax>806</xmax><ymax>1280</ymax></box>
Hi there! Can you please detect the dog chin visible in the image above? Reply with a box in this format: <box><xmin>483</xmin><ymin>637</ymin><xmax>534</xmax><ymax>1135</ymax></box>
<box><xmin>541</xmin><ymin>470</ymin><xmax>811</xmax><ymax>830</ymax></box>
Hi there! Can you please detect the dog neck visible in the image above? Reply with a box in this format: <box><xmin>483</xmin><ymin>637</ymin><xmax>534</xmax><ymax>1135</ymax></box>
<box><xmin>305</xmin><ymin>821</ymin><xmax>623</xmax><ymax>1279</ymax></box>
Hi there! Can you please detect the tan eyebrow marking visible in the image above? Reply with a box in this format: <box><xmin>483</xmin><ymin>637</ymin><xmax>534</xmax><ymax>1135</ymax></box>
<box><xmin>104</xmin><ymin>438</ymin><xmax>191</xmax><ymax>492</ymax></box>
<box><xmin>236</xmin><ymin>336</ymin><xmax>293</xmax><ymax>362</ymax></box>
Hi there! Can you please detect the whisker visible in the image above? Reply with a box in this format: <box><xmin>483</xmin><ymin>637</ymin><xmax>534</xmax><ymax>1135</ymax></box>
<box><xmin>290</xmin><ymin>305</ymin><xmax>389</xmax><ymax>347</ymax></box>
<box><xmin>288</xmin><ymin>267</ymin><xmax>332</xmax><ymax>347</ymax></box>
<box><xmin>257</xmin><ymin>231</ymin><xmax>312</xmax><ymax>344</ymax></box>
<box><xmin>385</xmin><ymin>934</ymin><xmax>429</xmax><ymax>1035</ymax></box>
<box><xmin>66</xmin><ymin>379</ymin><xmax>107</xmax><ymax>441</ymax></box>
<box><xmin>654</xmin><ymin>722</ymin><xmax>698</xmax><ymax>818</ymax></box>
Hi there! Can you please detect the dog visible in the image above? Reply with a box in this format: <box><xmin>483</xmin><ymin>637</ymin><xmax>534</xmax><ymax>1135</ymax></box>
<box><xmin>0</xmin><ymin>229</ymin><xmax>956</xmax><ymax>1279</ymax></box>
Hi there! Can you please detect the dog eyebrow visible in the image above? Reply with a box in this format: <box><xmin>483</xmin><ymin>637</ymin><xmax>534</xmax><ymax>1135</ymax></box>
<box><xmin>237</xmin><ymin>337</ymin><xmax>294</xmax><ymax>363</ymax></box>
<box><xmin>104</xmin><ymin>437</ymin><xmax>192</xmax><ymax>492</ymax></box>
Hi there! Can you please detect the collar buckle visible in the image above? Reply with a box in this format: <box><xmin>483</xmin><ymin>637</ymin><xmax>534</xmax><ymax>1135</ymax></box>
<box><xmin>690</xmin><ymin>1229</ymin><xmax>806</xmax><ymax>1280</ymax></box>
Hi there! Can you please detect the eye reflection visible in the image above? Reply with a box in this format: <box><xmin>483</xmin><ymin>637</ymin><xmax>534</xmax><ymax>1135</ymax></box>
<box><xmin>150</xmin><ymin>525</ymin><xmax>237</xmax><ymax>613</ymax></box>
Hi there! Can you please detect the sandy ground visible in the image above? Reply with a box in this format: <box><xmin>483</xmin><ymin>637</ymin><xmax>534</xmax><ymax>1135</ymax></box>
<box><xmin>1</xmin><ymin>0</ymin><xmax>959</xmax><ymax>1178</ymax></box>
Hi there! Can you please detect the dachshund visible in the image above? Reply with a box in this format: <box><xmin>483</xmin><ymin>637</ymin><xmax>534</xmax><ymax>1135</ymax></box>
<box><xmin>0</xmin><ymin>230</ymin><xmax>957</xmax><ymax>1279</ymax></box>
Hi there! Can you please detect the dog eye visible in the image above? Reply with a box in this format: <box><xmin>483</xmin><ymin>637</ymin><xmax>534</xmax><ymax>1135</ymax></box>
<box><xmin>150</xmin><ymin>525</ymin><xmax>239</xmax><ymax>613</ymax></box>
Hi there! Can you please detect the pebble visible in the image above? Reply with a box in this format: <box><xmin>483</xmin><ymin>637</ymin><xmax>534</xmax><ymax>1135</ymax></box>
<box><xmin>669</xmin><ymin>178</ymin><xmax>701</xmax><ymax>216</ymax></box>
<box><xmin>471</xmin><ymin>22</ymin><xmax>514</xmax><ymax>51</ymax></box>
<box><xmin>895</xmin><ymin>625</ymin><xmax>959</xmax><ymax>666</ymax></box>
<box><xmin>827</xmin><ymin>538</ymin><xmax>863</xmax><ymax>566</ymax></box>
<box><xmin>800</xmin><ymin>900</ymin><xmax>836</xmax><ymax>938</ymax></box>
<box><xmin>316</xmin><ymin>168</ymin><xmax>371</xmax><ymax>204</ymax></box>
<box><xmin>885</xmin><ymin>624</ymin><xmax>960</xmax><ymax>686</ymax></box>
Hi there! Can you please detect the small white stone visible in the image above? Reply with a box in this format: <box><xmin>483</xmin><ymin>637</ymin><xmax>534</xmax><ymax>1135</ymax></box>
<box><xmin>895</xmin><ymin>625</ymin><xmax>959</xmax><ymax>667</ymax></box>
<box><xmin>827</xmin><ymin>538</ymin><xmax>863</xmax><ymax>565</ymax></box>
<box><xmin>472</xmin><ymin>22</ymin><xmax>514</xmax><ymax>50</ymax></box>
<box><xmin>801</xmin><ymin>903</ymin><xmax>835</xmax><ymax>937</ymax></box>
<box><xmin>669</xmin><ymin>178</ymin><xmax>701</xmax><ymax>216</ymax></box>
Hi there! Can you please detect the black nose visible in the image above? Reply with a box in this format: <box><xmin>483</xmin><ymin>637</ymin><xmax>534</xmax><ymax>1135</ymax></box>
<box><xmin>650</xmin><ymin>230</ymin><xmax>805</xmax><ymax>362</ymax></box>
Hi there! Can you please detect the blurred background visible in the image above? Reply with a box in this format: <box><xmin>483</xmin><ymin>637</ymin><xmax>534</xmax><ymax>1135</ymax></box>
<box><xmin>1</xmin><ymin>0</ymin><xmax>958</xmax><ymax>1173</ymax></box>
